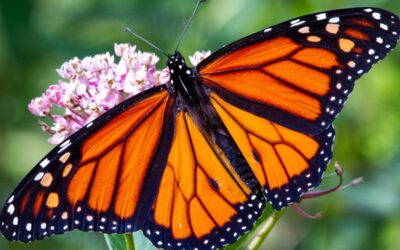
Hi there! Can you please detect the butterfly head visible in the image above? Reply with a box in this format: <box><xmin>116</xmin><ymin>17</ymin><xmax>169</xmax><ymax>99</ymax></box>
<box><xmin>167</xmin><ymin>52</ymin><xmax>190</xmax><ymax>73</ymax></box>
<box><xmin>166</xmin><ymin>52</ymin><xmax>194</xmax><ymax>94</ymax></box>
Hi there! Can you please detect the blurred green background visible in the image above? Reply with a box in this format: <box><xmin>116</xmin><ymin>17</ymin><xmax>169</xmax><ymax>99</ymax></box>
<box><xmin>0</xmin><ymin>0</ymin><xmax>399</xmax><ymax>249</ymax></box>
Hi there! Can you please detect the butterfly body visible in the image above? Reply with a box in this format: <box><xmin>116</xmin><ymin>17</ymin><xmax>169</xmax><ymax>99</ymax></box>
<box><xmin>1</xmin><ymin>6</ymin><xmax>399</xmax><ymax>250</ymax></box>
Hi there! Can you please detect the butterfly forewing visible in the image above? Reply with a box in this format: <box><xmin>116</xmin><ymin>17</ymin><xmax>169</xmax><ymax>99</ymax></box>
<box><xmin>0</xmin><ymin>87</ymin><xmax>175</xmax><ymax>242</ymax></box>
<box><xmin>198</xmin><ymin>7</ymin><xmax>400</xmax><ymax>134</ymax></box>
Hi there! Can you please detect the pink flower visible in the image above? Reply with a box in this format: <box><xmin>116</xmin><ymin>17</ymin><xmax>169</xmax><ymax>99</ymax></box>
<box><xmin>29</xmin><ymin>43</ymin><xmax>208</xmax><ymax>144</ymax></box>
<box><xmin>47</xmin><ymin>115</ymin><xmax>73</xmax><ymax>144</ymax></box>
<box><xmin>45</xmin><ymin>85</ymin><xmax>64</xmax><ymax>106</ymax></box>
<box><xmin>28</xmin><ymin>96</ymin><xmax>51</xmax><ymax>117</ymax></box>
<box><xmin>56</xmin><ymin>57</ymin><xmax>81</xmax><ymax>79</ymax></box>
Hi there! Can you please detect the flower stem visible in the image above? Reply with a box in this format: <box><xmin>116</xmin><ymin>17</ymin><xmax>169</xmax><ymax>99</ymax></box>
<box><xmin>124</xmin><ymin>233</ymin><xmax>135</xmax><ymax>250</ymax></box>
<box><xmin>247</xmin><ymin>210</ymin><xmax>284</xmax><ymax>250</ymax></box>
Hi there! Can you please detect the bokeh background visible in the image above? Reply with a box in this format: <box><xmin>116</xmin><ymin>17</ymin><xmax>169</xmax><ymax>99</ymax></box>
<box><xmin>0</xmin><ymin>0</ymin><xmax>399</xmax><ymax>249</ymax></box>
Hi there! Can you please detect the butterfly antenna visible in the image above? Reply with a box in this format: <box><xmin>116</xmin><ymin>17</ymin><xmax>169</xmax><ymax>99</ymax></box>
<box><xmin>175</xmin><ymin>0</ymin><xmax>206</xmax><ymax>52</ymax></box>
<box><xmin>124</xmin><ymin>27</ymin><xmax>168</xmax><ymax>56</ymax></box>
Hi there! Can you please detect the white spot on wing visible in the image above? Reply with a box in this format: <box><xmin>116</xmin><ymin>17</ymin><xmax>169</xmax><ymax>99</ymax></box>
<box><xmin>372</xmin><ymin>12</ymin><xmax>381</xmax><ymax>20</ymax></box>
<box><xmin>290</xmin><ymin>19</ymin><xmax>300</xmax><ymax>24</ymax></box>
<box><xmin>12</xmin><ymin>217</ymin><xmax>18</xmax><ymax>225</ymax></box>
<box><xmin>380</xmin><ymin>23</ymin><xmax>388</xmax><ymax>30</ymax></box>
<box><xmin>291</xmin><ymin>20</ymin><xmax>306</xmax><ymax>27</ymax></box>
<box><xmin>7</xmin><ymin>195</ymin><xmax>14</xmax><ymax>204</ymax></box>
<box><xmin>316</xmin><ymin>13</ymin><xmax>327</xmax><ymax>20</ymax></box>
<box><xmin>7</xmin><ymin>204</ymin><xmax>15</xmax><ymax>215</ymax></box>
<box><xmin>368</xmin><ymin>49</ymin><xmax>375</xmax><ymax>55</ymax></box>
<box><xmin>34</xmin><ymin>172</ymin><xmax>44</xmax><ymax>181</ymax></box>
<box><xmin>40</xmin><ymin>158</ymin><xmax>50</xmax><ymax>168</ymax></box>
<box><xmin>329</xmin><ymin>17</ymin><xmax>340</xmax><ymax>23</ymax></box>
<box><xmin>60</xmin><ymin>139</ymin><xmax>71</xmax><ymax>148</ymax></box>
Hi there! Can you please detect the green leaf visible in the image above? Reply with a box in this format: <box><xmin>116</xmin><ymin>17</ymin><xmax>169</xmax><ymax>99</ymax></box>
<box><xmin>133</xmin><ymin>231</ymin><xmax>157</xmax><ymax>250</ymax></box>
<box><xmin>104</xmin><ymin>234</ymin><xmax>128</xmax><ymax>250</ymax></box>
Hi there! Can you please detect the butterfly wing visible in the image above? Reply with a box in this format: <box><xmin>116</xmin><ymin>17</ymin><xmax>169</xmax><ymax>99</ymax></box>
<box><xmin>198</xmin><ymin>7</ymin><xmax>400</xmax><ymax>134</ymax></box>
<box><xmin>142</xmin><ymin>111</ymin><xmax>265</xmax><ymax>249</ymax></box>
<box><xmin>0</xmin><ymin>86</ymin><xmax>175</xmax><ymax>242</ymax></box>
<box><xmin>210</xmin><ymin>93</ymin><xmax>334</xmax><ymax>209</ymax></box>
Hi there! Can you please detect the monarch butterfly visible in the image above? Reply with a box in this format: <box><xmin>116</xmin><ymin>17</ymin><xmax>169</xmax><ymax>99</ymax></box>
<box><xmin>1</xmin><ymin>2</ymin><xmax>399</xmax><ymax>249</ymax></box>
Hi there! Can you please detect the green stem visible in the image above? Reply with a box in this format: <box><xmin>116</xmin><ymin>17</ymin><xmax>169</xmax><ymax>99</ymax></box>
<box><xmin>247</xmin><ymin>210</ymin><xmax>284</xmax><ymax>250</ymax></box>
<box><xmin>124</xmin><ymin>233</ymin><xmax>135</xmax><ymax>250</ymax></box>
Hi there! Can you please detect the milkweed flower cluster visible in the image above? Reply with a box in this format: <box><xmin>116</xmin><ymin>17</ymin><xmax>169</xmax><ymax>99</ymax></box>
<box><xmin>28</xmin><ymin>43</ymin><xmax>210</xmax><ymax>144</ymax></box>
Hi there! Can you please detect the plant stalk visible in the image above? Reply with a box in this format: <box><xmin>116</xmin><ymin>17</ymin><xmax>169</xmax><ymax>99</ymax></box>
<box><xmin>247</xmin><ymin>210</ymin><xmax>284</xmax><ymax>250</ymax></box>
<box><xmin>124</xmin><ymin>233</ymin><xmax>135</xmax><ymax>250</ymax></box>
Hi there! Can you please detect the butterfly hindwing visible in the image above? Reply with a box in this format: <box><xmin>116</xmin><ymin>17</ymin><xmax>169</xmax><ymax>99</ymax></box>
<box><xmin>210</xmin><ymin>93</ymin><xmax>334</xmax><ymax>209</ymax></box>
<box><xmin>142</xmin><ymin>111</ymin><xmax>265</xmax><ymax>249</ymax></box>
<box><xmin>0</xmin><ymin>86</ymin><xmax>175</xmax><ymax>242</ymax></box>
<box><xmin>198</xmin><ymin>7</ymin><xmax>400</xmax><ymax>134</ymax></box>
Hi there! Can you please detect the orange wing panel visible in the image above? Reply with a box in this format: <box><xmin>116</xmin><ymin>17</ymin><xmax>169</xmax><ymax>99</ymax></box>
<box><xmin>200</xmin><ymin>37</ymin><xmax>301</xmax><ymax>74</ymax></box>
<box><xmin>20</xmin><ymin>191</ymin><xmax>31</xmax><ymax>214</ymax></box>
<box><xmin>33</xmin><ymin>191</ymin><xmax>45</xmax><ymax>216</ymax></box>
<box><xmin>171</xmin><ymin>187</ymin><xmax>191</xmax><ymax>239</ymax></box>
<box><xmin>189</xmin><ymin>198</ymin><xmax>215</xmax><ymax>238</ymax></box>
<box><xmin>196</xmin><ymin>167</ymin><xmax>236</xmax><ymax>227</ymax></box>
<box><xmin>291</xmin><ymin>48</ymin><xmax>340</xmax><ymax>69</ymax></box>
<box><xmin>153</xmin><ymin>165</ymin><xmax>175</xmax><ymax>228</ymax></box>
<box><xmin>344</xmin><ymin>28</ymin><xmax>370</xmax><ymax>41</ymax></box>
<box><xmin>88</xmin><ymin>144</ymin><xmax>122</xmax><ymax>212</ymax></box>
<box><xmin>275</xmin><ymin>144</ymin><xmax>308</xmax><ymax>177</ymax></box>
<box><xmin>203</xmin><ymin>70</ymin><xmax>321</xmax><ymax>120</ymax></box>
<box><xmin>248</xmin><ymin>135</ymin><xmax>289</xmax><ymax>189</ymax></box>
<box><xmin>274</xmin><ymin>124</ymin><xmax>319</xmax><ymax>159</ymax></box>
<box><xmin>263</xmin><ymin>60</ymin><xmax>330</xmax><ymax>95</ymax></box>
<box><xmin>167</xmin><ymin>112</ymin><xmax>196</xmax><ymax>200</ymax></box>
<box><xmin>67</xmin><ymin>162</ymin><xmax>96</xmax><ymax>205</ymax></box>
<box><xmin>349</xmin><ymin>18</ymin><xmax>375</xmax><ymax>28</ymax></box>
<box><xmin>113</xmin><ymin>99</ymin><xmax>169</xmax><ymax>218</ymax></box>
